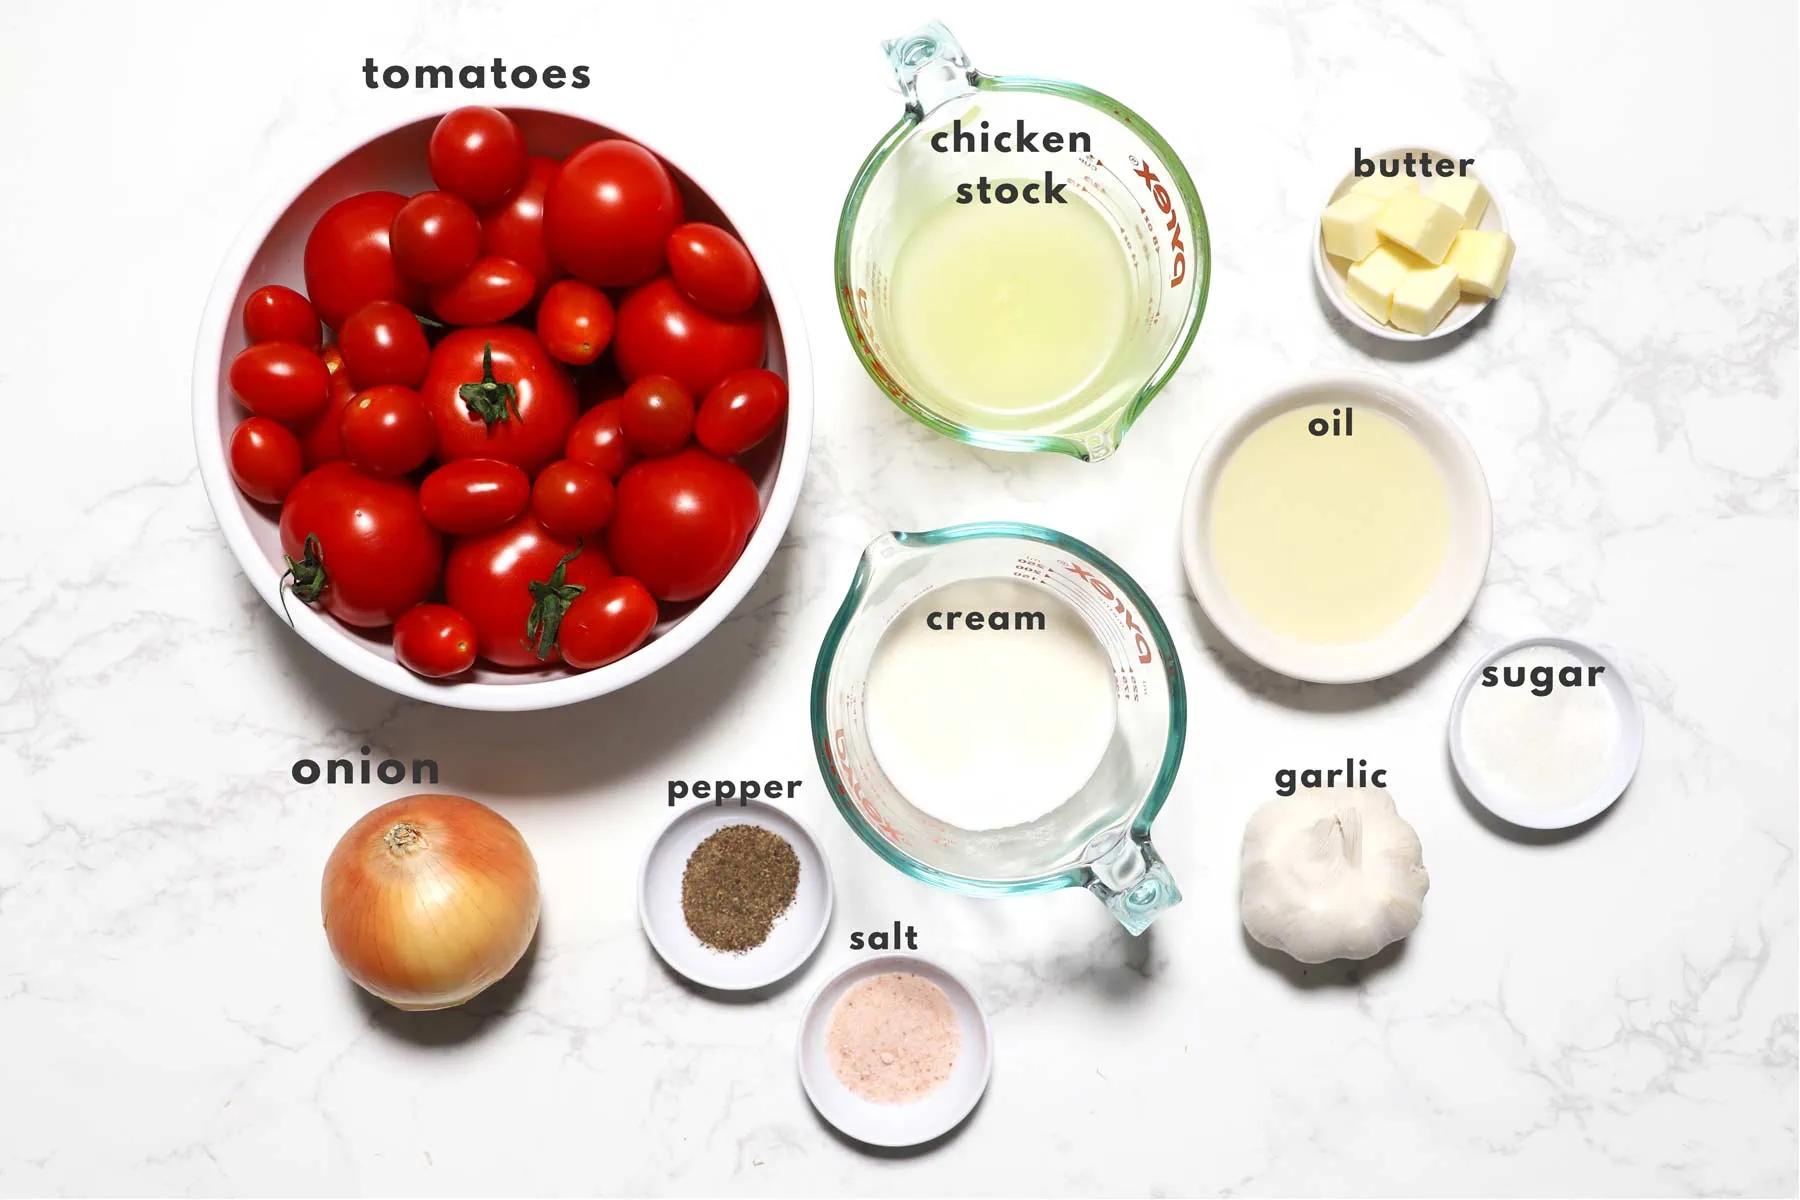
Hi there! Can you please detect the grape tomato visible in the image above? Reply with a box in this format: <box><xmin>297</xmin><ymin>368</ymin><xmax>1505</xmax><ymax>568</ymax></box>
<box><xmin>666</xmin><ymin>223</ymin><xmax>761</xmax><ymax>315</ymax></box>
<box><xmin>243</xmin><ymin>285</ymin><xmax>321</xmax><ymax>350</ymax></box>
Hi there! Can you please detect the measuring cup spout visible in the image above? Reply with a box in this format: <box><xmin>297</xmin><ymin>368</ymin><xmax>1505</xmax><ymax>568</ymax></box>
<box><xmin>881</xmin><ymin>20</ymin><xmax>977</xmax><ymax>115</ymax></box>
<box><xmin>1084</xmin><ymin>834</ymin><xmax>1182</xmax><ymax>935</ymax></box>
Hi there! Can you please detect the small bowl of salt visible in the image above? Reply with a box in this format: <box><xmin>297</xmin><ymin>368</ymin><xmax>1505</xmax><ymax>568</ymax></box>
<box><xmin>1448</xmin><ymin>636</ymin><xmax>1644</xmax><ymax>830</ymax></box>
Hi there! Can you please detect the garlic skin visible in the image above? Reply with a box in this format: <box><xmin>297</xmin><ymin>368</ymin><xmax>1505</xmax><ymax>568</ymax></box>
<box><xmin>1239</xmin><ymin>788</ymin><xmax>1429</xmax><ymax>964</ymax></box>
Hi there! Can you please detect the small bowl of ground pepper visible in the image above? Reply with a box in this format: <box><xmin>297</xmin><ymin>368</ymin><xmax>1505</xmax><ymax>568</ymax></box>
<box><xmin>638</xmin><ymin>799</ymin><xmax>833</xmax><ymax>991</ymax></box>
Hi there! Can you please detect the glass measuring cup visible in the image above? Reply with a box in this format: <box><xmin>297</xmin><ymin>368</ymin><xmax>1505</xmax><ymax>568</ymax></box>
<box><xmin>836</xmin><ymin>22</ymin><xmax>1210</xmax><ymax>462</ymax></box>
<box><xmin>810</xmin><ymin>523</ymin><xmax>1187</xmax><ymax>934</ymax></box>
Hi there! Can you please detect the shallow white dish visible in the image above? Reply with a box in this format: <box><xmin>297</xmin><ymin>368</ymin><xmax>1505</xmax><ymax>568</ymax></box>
<box><xmin>192</xmin><ymin>101</ymin><xmax>812</xmax><ymax>711</ymax></box>
<box><xmin>1313</xmin><ymin>144</ymin><xmax>1508</xmax><ymax>342</ymax></box>
<box><xmin>638</xmin><ymin>799</ymin><xmax>832</xmax><ymax>991</ymax></box>
<box><xmin>1180</xmin><ymin>371</ymin><xmax>1492</xmax><ymax>683</ymax></box>
<box><xmin>1447</xmin><ymin>635</ymin><xmax>1645</xmax><ymax>830</ymax></box>
<box><xmin>796</xmin><ymin>954</ymin><xmax>992</xmax><ymax>1148</ymax></box>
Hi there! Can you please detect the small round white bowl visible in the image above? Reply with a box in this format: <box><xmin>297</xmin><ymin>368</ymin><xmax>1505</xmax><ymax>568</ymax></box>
<box><xmin>797</xmin><ymin>954</ymin><xmax>992</xmax><ymax>1148</ymax></box>
<box><xmin>1180</xmin><ymin>371</ymin><xmax>1492</xmax><ymax>683</ymax></box>
<box><xmin>1314</xmin><ymin>144</ymin><xmax>1508</xmax><ymax>342</ymax></box>
<box><xmin>1448</xmin><ymin>635</ymin><xmax>1645</xmax><ymax>830</ymax></box>
<box><xmin>192</xmin><ymin>102</ymin><xmax>812</xmax><ymax>711</ymax></box>
<box><xmin>638</xmin><ymin>799</ymin><xmax>832</xmax><ymax>992</ymax></box>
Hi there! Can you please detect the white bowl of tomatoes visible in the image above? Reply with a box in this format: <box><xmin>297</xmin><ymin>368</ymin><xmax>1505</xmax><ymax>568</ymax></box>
<box><xmin>193</xmin><ymin>104</ymin><xmax>810</xmax><ymax>711</ymax></box>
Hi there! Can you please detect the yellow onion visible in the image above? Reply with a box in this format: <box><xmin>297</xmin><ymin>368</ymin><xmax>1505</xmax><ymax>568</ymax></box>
<box><xmin>322</xmin><ymin>794</ymin><xmax>539</xmax><ymax>1011</ymax></box>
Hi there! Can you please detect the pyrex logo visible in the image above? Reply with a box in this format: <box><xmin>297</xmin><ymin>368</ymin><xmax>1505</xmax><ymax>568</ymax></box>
<box><xmin>1133</xmin><ymin>158</ymin><xmax>1187</xmax><ymax>289</ymax></box>
<box><xmin>1065</xmin><ymin>562</ymin><xmax>1154</xmax><ymax>665</ymax></box>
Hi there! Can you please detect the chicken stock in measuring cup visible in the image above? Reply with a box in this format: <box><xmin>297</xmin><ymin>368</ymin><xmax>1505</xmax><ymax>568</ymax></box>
<box><xmin>811</xmin><ymin>523</ymin><xmax>1186</xmax><ymax>934</ymax></box>
<box><xmin>836</xmin><ymin>22</ymin><xmax>1210</xmax><ymax>461</ymax></box>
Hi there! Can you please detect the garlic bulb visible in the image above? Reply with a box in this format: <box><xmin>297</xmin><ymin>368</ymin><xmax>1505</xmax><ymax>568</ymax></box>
<box><xmin>1239</xmin><ymin>788</ymin><xmax>1429</xmax><ymax>964</ymax></box>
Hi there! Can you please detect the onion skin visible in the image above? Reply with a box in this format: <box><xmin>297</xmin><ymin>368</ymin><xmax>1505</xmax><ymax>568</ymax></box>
<box><xmin>322</xmin><ymin>794</ymin><xmax>540</xmax><ymax>1011</ymax></box>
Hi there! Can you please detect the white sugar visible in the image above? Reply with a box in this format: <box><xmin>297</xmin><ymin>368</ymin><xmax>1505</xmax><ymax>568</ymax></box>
<box><xmin>1460</xmin><ymin>646</ymin><xmax>1622</xmax><ymax>810</ymax></box>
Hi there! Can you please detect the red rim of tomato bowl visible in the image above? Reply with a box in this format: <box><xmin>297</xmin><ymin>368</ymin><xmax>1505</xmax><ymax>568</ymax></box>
<box><xmin>192</xmin><ymin>104</ymin><xmax>812</xmax><ymax>712</ymax></box>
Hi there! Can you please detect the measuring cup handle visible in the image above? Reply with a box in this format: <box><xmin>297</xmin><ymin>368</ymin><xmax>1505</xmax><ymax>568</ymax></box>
<box><xmin>880</xmin><ymin>21</ymin><xmax>976</xmax><ymax>115</ymax></box>
<box><xmin>1085</xmin><ymin>835</ymin><xmax>1182</xmax><ymax>935</ymax></box>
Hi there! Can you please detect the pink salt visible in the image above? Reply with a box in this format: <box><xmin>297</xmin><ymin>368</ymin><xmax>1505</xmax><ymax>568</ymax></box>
<box><xmin>826</xmin><ymin>972</ymin><xmax>961</xmax><ymax>1103</ymax></box>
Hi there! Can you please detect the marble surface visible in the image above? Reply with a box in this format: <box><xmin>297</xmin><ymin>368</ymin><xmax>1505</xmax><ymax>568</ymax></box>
<box><xmin>1</xmin><ymin>0</ymin><xmax>1794</xmax><ymax>1194</ymax></box>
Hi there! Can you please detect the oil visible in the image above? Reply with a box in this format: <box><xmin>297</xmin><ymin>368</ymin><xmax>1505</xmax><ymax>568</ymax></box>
<box><xmin>885</xmin><ymin>189</ymin><xmax>1131</xmax><ymax>430</ymax></box>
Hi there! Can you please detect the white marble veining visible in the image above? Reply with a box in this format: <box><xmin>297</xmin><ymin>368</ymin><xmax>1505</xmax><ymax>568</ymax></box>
<box><xmin>1</xmin><ymin>0</ymin><xmax>1794</xmax><ymax>1194</ymax></box>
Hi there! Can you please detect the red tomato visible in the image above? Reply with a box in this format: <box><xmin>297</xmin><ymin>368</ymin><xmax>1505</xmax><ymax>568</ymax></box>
<box><xmin>695</xmin><ymin>368</ymin><xmax>788</xmax><ymax>457</ymax></box>
<box><xmin>666</xmin><ymin>223</ymin><xmax>761</xmax><ymax>315</ymax></box>
<box><xmin>419</xmin><ymin>458</ymin><xmax>531</xmax><ymax>535</ymax></box>
<box><xmin>444</xmin><ymin>517</ymin><xmax>612</xmax><ymax>667</ymax></box>
<box><xmin>606</xmin><ymin>449</ymin><xmax>759</xmax><ymax>602</ymax></box>
<box><xmin>421</xmin><ymin>327</ymin><xmax>579</xmax><ymax>475</ymax></box>
<box><xmin>429</xmin><ymin>257</ymin><xmax>534</xmax><ymax>325</ymax></box>
<box><xmin>242</xmin><ymin>285</ymin><xmax>321</xmax><ymax>349</ymax></box>
<box><xmin>536</xmin><ymin>280</ymin><xmax>615</xmax><ymax>366</ymax></box>
<box><xmin>393</xmin><ymin>604</ymin><xmax>478</xmax><ymax>678</ymax></box>
<box><xmin>297</xmin><ymin>346</ymin><xmax>358</xmax><ymax>467</ymax></box>
<box><xmin>340</xmin><ymin>385</ymin><xmax>435</xmax><ymax>476</ymax></box>
<box><xmin>278</xmin><ymin>463</ymin><xmax>442</xmax><ymax>627</ymax></box>
<box><xmin>338</xmin><ymin>300</ymin><xmax>430</xmax><ymax>387</ymax></box>
<box><xmin>543</xmin><ymin>140</ymin><xmax>684</xmax><ymax>287</ymax></box>
<box><xmin>532</xmin><ymin>459</ymin><xmax>615</xmax><ymax>538</ymax></box>
<box><xmin>565</xmin><ymin>398</ymin><xmax>634</xmax><ymax>481</ymax></box>
<box><xmin>228</xmin><ymin>416</ymin><xmax>305</xmax><ymax>504</ymax></box>
<box><xmin>428</xmin><ymin>106</ymin><xmax>527</xmax><ymax>209</ymax></box>
<box><xmin>558</xmin><ymin>577</ymin><xmax>658</xmax><ymax>670</ymax></box>
<box><xmin>613</xmin><ymin>277</ymin><xmax>764</xmax><ymax>397</ymax></box>
<box><xmin>618</xmin><ymin>375</ymin><xmax>694</xmax><ymax>456</ymax></box>
<box><xmin>390</xmin><ymin>190</ymin><xmax>481</xmax><ymax>285</ymax></box>
<box><xmin>229</xmin><ymin>343</ymin><xmax>331</xmax><ymax>422</ymax></box>
<box><xmin>480</xmin><ymin>155</ymin><xmax>561</xmax><ymax>302</ymax></box>
<box><xmin>303</xmin><ymin>191</ymin><xmax>416</xmax><ymax>330</ymax></box>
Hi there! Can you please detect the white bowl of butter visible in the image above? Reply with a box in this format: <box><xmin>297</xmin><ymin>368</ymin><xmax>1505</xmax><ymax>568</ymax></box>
<box><xmin>1181</xmin><ymin>372</ymin><xmax>1491</xmax><ymax>683</ymax></box>
<box><xmin>1313</xmin><ymin>146</ymin><xmax>1512</xmax><ymax>341</ymax></box>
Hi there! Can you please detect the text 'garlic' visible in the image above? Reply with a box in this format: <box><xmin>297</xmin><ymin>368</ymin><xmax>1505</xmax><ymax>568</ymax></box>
<box><xmin>1239</xmin><ymin>788</ymin><xmax>1429</xmax><ymax>964</ymax></box>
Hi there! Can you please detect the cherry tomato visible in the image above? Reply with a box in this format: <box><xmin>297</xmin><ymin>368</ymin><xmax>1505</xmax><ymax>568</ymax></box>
<box><xmin>565</xmin><ymin>398</ymin><xmax>634</xmax><ymax>481</ymax></box>
<box><xmin>666</xmin><ymin>223</ymin><xmax>761</xmax><ymax>315</ymax></box>
<box><xmin>536</xmin><ymin>280</ymin><xmax>615</xmax><ymax>366</ymax></box>
<box><xmin>242</xmin><ymin>285</ymin><xmax>321</xmax><ymax>349</ymax></box>
<box><xmin>338</xmin><ymin>300</ymin><xmax>431</xmax><ymax>388</ymax></box>
<box><xmin>445</xmin><ymin>517</ymin><xmax>612</xmax><ymax>667</ymax></box>
<box><xmin>557</xmin><ymin>577</ymin><xmax>657</xmax><ymax>670</ymax></box>
<box><xmin>340</xmin><ymin>385</ymin><xmax>435</xmax><ymax>476</ymax></box>
<box><xmin>297</xmin><ymin>346</ymin><xmax>358</xmax><ymax>467</ymax></box>
<box><xmin>428</xmin><ymin>106</ymin><xmax>527</xmax><ymax>209</ymax></box>
<box><xmin>303</xmin><ymin>191</ymin><xmax>417</xmax><ymax>330</ymax></box>
<box><xmin>543</xmin><ymin>140</ymin><xmax>683</xmax><ymax>287</ymax></box>
<box><xmin>606</xmin><ymin>449</ymin><xmax>759</xmax><ymax>602</ymax></box>
<box><xmin>532</xmin><ymin>459</ymin><xmax>615</xmax><ymax>539</ymax></box>
<box><xmin>429</xmin><ymin>257</ymin><xmax>534</xmax><ymax>325</ymax></box>
<box><xmin>695</xmin><ymin>368</ymin><xmax>788</xmax><ymax>457</ymax></box>
<box><xmin>390</xmin><ymin>190</ymin><xmax>481</xmax><ymax>285</ymax></box>
<box><xmin>618</xmin><ymin>375</ymin><xmax>694</xmax><ymax>456</ymax></box>
<box><xmin>480</xmin><ymin>156</ymin><xmax>562</xmax><ymax>302</ymax></box>
<box><xmin>279</xmin><ymin>463</ymin><xmax>442</xmax><ymax>628</ymax></box>
<box><xmin>420</xmin><ymin>458</ymin><xmax>531</xmax><ymax>535</ymax></box>
<box><xmin>421</xmin><ymin>327</ymin><xmax>578</xmax><ymax>475</ymax></box>
<box><xmin>393</xmin><ymin>604</ymin><xmax>479</xmax><ymax>678</ymax></box>
<box><xmin>613</xmin><ymin>277</ymin><xmax>764</xmax><ymax>397</ymax></box>
<box><xmin>228</xmin><ymin>416</ymin><xmax>305</xmax><ymax>504</ymax></box>
<box><xmin>228</xmin><ymin>342</ymin><xmax>330</xmax><ymax>422</ymax></box>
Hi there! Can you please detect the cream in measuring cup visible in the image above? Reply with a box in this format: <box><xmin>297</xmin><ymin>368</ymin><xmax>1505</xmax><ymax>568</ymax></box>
<box><xmin>865</xmin><ymin>578</ymin><xmax>1117</xmax><ymax>831</ymax></box>
<box><xmin>836</xmin><ymin>22</ymin><xmax>1209</xmax><ymax>461</ymax></box>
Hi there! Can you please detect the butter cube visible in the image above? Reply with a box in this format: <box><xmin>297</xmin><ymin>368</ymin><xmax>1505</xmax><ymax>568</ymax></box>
<box><xmin>1391</xmin><ymin>264</ymin><xmax>1461</xmax><ymax>334</ymax></box>
<box><xmin>1345</xmin><ymin>244</ymin><xmax>1422</xmax><ymax>324</ymax></box>
<box><xmin>1320</xmin><ymin>192</ymin><xmax>1385</xmax><ymax>261</ymax></box>
<box><xmin>1375</xmin><ymin>192</ymin><xmax>1463</xmax><ymax>264</ymax></box>
<box><xmin>1348</xmin><ymin>176</ymin><xmax>1417</xmax><ymax>201</ymax></box>
<box><xmin>1431</xmin><ymin>175</ymin><xmax>1489</xmax><ymax>226</ymax></box>
<box><xmin>1446</xmin><ymin>229</ymin><xmax>1515</xmax><ymax>298</ymax></box>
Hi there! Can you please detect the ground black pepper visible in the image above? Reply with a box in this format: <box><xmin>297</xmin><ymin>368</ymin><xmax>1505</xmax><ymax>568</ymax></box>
<box><xmin>680</xmin><ymin>824</ymin><xmax>800</xmax><ymax>953</ymax></box>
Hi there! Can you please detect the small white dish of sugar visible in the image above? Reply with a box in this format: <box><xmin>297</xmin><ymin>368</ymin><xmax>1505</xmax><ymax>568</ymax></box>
<box><xmin>1448</xmin><ymin>636</ymin><xmax>1644</xmax><ymax>830</ymax></box>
